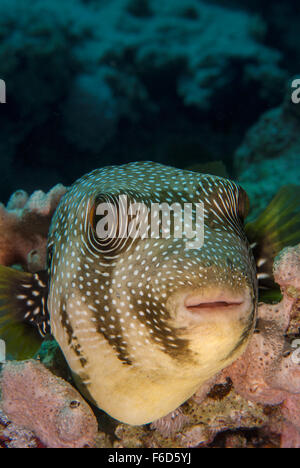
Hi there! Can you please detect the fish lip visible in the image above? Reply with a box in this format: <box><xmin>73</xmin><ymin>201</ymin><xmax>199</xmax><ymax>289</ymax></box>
<box><xmin>184</xmin><ymin>292</ymin><xmax>245</xmax><ymax>312</ymax></box>
<box><xmin>167</xmin><ymin>287</ymin><xmax>254</xmax><ymax>328</ymax></box>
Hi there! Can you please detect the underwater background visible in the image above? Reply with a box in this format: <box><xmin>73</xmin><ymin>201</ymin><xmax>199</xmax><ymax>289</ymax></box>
<box><xmin>0</xmin><ymin>0</ymin><xmax>299</xmax><ymax>219</ymax></box>
<box><xmin>0</xmin><ymin>0</ymin><xmax>300</xmax><ymax>449</ymax></box>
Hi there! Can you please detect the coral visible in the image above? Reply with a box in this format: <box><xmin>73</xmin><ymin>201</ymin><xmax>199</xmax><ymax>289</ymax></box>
<box><xmin>150</xmin><ymin>408</ymin><xmax>189</xmax><ymax>437</ymax></box>
<box><xmin>235</xmin><ymin>88</ymin><xmax>300</xmax><ymax>220</ymax></box>
<box><xmin>0</xmin><ymin>185</ymin><xmax>67</xmax><ymax>271</ymax></box>
<box><xmin>279</xmin><ymin>420</ymin><xmax>300</xmax><ymax>449</ymax></box>
<box><xmin>0</xmin><ymin>0</ymin><xmax>81</xmax><ymax>197</ymax></box>
<box><xmin>0</xmin><ymin>405</ymin><xmax>42</xmax><ymax>448</ymax></box>
<box><xmin>0</xmin><ymin>422</ymin><xmax>39</xmax><ymax>448</ymax></box>
<box><xmin>0</xmin><ymin>0</ymin><xmax>286</xmax><ymax>200</ymax></box>
<box><xmin>1</xmin><ymin>0</ymin><xmax>282</xmax><ymax>111</ymax></box>
<box><xmin>223</xmin><ymin>244</ymin><xmax>300</xmax><ymax>447</ymax></box>
<box><xmin>113</xmin><ymin>385</ymin><xmax>268</xmax><ymax>448</ymax></box>
<box><xmin>0</xmin><ymin>360</ymin><xmax>98</xmax><ymax>448</ymax></box>
<box><xmin>235</xmin><ymin>104</ymin><xmax>300</xmax><ymax>173</ymax></box>
<box><xmin>274</xmin><ymin>244</ymin><xmax>300</xmax><ymax>292</ymax></box>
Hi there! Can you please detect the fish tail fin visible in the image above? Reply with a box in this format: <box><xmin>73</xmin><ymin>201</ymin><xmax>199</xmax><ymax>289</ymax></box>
<box><xmin>0</xmin><ymin>266</ymin><xmax>50</xmax><ymax>360</ymax></box>
<box><xmin>245</xmin><ymin>185</ymin><xmax>300</xmax><ymax>301</ymax></box>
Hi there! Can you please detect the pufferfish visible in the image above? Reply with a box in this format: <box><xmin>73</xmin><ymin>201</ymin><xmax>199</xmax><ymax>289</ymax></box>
<box><xmin>0</xmin><ymin>162</ymin><xmax>299</xmax><ymax>425</ymax></box>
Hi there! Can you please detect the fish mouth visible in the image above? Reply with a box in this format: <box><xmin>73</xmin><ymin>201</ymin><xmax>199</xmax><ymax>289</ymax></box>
<box><xmin>168</xmin><ymin>287</ymin><xmax>253</xmax><ymax>328</ymax></box>
<box><xmin>184</xmin><ymin>295</ymin><xmax>244</xmax><ymax>312</ymax></box>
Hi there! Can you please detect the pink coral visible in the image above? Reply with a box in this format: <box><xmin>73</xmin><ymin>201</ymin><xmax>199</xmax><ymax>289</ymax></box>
<box><xmin>0</xmin><ymin>185</ymin><xmax>67</xmax><ymax>271</ymax></box>
<box><xmin>0</xmin><ymin>360</ymin><xmax>98</xmax><ymax>448</ymax></box>
<box><xmin>274</xmin><ymin>245</ymin><xmax>300</xmax><ymax>292</ymax></box>
<box><xmin>223</xmin><ymin>244</ymin><xmax>300</xmax><ymax>447</ymax></box>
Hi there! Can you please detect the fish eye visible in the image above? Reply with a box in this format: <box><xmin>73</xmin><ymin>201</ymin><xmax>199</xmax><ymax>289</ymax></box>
<box><xmin>88</xmin><ymin>191</ymin><xmax>145</xmax><ymax>254</ymax></box>
<box><xmin>238</xmin><ymin>188</ymin><xmax>250</xmax><ymax>221</ymax></box>
<box><xmin>89</xmin><ymin>194</ymin><xmax>120</xmax><ymax>241</ymax></box>
<box><xmin>88</xmin><ymin>193</ymin><xmax>134</xmax><ymax>254</ymax></box>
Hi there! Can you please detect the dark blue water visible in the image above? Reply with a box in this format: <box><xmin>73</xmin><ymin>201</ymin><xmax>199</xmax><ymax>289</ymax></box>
<box><xmin>0</xmin><ymin>0</ymin><xmax>299</xmax><ymax>205</ymax></box>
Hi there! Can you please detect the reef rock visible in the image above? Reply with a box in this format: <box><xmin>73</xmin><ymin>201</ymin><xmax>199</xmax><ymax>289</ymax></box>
<box><xmin>236</xmin><ymin>86</ymin><xmax>300</xmax><ymax>220</ymax></box>
<box><xmin>113</xmin><ymin>387</ymin><xmax>268</xmax><ymax>448</ymax></box>
<box><xmin>221</xmin><ymin>244</ymin><xmax>300</xmax><ymax>447</ymax></box>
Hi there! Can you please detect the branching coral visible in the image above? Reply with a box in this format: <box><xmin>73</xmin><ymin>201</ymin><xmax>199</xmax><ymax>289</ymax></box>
<box><xmin>0</xmin><ymin>185</ymin><xmax>66</xmax><ymax>272</ymax></box>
